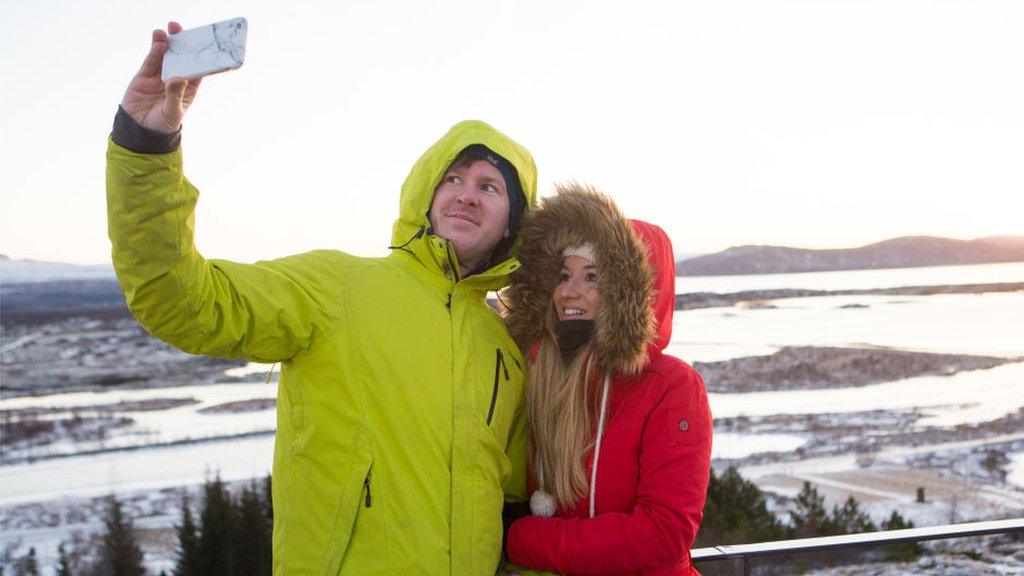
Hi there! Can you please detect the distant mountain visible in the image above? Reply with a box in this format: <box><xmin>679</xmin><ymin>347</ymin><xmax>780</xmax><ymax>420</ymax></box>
<box><xmin>678</xmin><ymin>235</ymin><xmax>1024</xmax><ymax>276</ymax></box>
<box><xmin>0</xmin><ymin>254</ymin><xmax>115</xmax><ymax>284</ymax></box>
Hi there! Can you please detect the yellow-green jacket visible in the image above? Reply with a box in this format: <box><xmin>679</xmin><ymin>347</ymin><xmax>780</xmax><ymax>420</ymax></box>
<box><xmin>106</xmin><ymin>120</ymin><xmax>536</xmax><ymax>575</ymax></box>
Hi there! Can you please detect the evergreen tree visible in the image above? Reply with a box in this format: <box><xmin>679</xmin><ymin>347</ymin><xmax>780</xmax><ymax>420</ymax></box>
<box><xmin>881</xmin><ymin>510</ymin><xmax>922</xmax><ymax>561</ymax></box>
<box><xmin>261</xmin><ymin>474</ymin><xmax>273</xmax><ymax>527</ymax></box>
<box><xmin>197</xmin><ymin>476</ymin><xmax>233</xmax><ymax>576</ymax></box>
<box><xmin>829</xmin><ymin>496</ymin><xmax>875</xmax><ymax>535</ymax></box>
<box><xmin>790</xmin><ymin>482</ymin><xmax>832</xmax><ymax>537</ymax></box>
<box><xmin>173</xmin><ymin>492</ymin><xmax>201</xmax><ymax>576</ymax></box>
<box><xmin>13</xmin><ymin>547</ymin><xmax>39</xmax><ymax>576</ymax></box>
<box><xmin>696</xmin><ymin>466</ymin><xmax>787</xmax><ymax>547</ymax></box>
<box><xmin>56</xmin><ymin>544</ymin><xmax>73</xmax><ymax>576</ymax></box>
<box><xmin>98</xmin><ymin>496</ymin><xmax>146</xmax><ymax>576</ymax></box>
<box><xmin>232</xmin><ymin>482</ymin><xmax>272</xmax><ymax>576</ymax></box>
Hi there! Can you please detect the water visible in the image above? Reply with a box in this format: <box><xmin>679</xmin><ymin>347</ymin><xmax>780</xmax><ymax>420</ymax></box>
<box><xmin>673</xmin><ymin>293</ymin><xmax>1024</xmax><ymax>361</ymax></box>
<box><xmin>2</xmin><ymin>263</ymin><xmax>1021</xmax><ymax>505</ymax></box>
<box><xmin>679</xmin><ymin>261</ymin><xmax>1024</xmax><ymax>293</ymax></box>
<box><xmin>712</xmin><ymin>433</ymin><xmax>807</xmax><ymax>459</ymax></box>
<box><xmin>0</xmin><ymin>435</ymin><xmax>274</xmax><ymax>506</ymax></box>
<box><xmin>1</xmin><ymin>383</ymin><xmax>276</xmax><ymax>456</ymax></box>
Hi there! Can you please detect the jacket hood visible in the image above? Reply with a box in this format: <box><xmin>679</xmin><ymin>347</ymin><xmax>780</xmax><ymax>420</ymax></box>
<box><xmin>505</xmin><ymin>184</ymin><xmax>675</xmax><ymax>376</ymax></box>
<box><xmin>391</xmin><ymin>120</ymin><xmax>538</xmax><ymax>262</ymax></box>
<box><xmin>630</xmin><ymin>219</ymin><xmax>675</xmax><ymax>358</ymax></box>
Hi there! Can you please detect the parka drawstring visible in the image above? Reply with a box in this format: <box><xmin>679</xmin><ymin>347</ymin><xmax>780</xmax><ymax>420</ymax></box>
<box><xmin>589</xmin><ymin>374</ymin><xmax>611</xmax><ymax>518</ymax></box>
<box><xmin>387</xmin><ymin>225</ymin><xmax>425</xmax><ymax>254</ymax></box>
<box><xmin>530</xmin><ymin>375</ymin><xmax>610</xmax><ymax>519</ymax></box>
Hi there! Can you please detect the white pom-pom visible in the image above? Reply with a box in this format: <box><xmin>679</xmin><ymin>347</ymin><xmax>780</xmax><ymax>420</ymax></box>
<box><xmin>529</xmin><ymin>489</ymin><xmax>557</xmax><ymax>517</ymax></box>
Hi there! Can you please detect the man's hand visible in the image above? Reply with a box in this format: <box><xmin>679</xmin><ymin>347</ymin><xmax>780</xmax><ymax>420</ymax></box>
<box><xmin>120</xmin><ymin>22</ymin><xmax>201</xmax><ymax>134</ymax></box>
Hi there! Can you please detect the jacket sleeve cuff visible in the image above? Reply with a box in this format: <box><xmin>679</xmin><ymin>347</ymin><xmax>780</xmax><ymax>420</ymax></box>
<box><xmin>111</xmin><ymin>106</ymin><xmax>181</xmax><ymax>154</ymax></box>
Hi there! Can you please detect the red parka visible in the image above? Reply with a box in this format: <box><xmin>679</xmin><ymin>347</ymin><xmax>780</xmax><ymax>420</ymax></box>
<box><xmin>503</xmin><ymin>186</ymin><xmax>713</xmax><ymax>575</ymax></box>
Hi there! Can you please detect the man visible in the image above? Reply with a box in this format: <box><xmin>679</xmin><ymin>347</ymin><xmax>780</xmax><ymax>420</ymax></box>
<box><xmin>107</xmin><ymin>23</ymin><xmax>536</xmax><ymax>575</ymax></box>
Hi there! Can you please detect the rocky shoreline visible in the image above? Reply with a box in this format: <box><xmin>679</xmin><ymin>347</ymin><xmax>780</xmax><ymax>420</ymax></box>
<box><xmin>0</xmin><ymin>317</ymin><xmax>243</xmax><ymax>399</ymax></box>
<box><xmin>677</xmin><ymin>281</ymin><xmax>1024</xmax><ymax>310</ymax></box>
<box><xmin>696</xmin><ymin>346</ymin><xmax>1015</xmax><ymax>393</ymax></box>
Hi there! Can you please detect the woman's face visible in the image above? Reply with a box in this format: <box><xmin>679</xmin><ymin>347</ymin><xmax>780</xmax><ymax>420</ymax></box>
<box><xmin>553</xmin><ymin>255</ymin><xmax>600</xmax><ymax>320</ymax></box>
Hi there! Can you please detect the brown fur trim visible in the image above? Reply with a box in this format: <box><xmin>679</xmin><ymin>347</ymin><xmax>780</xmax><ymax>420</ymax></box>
<box><xmin>504</xmin><ymin>184</ymin><xmax>655</xmax><ymax>375</ymax></box>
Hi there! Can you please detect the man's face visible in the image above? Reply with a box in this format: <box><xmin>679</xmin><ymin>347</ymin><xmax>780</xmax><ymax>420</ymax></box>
<box><xmin>429</xmin><ymin>159</ymin><xmax>511</xmax><ymax>273</ymax></box>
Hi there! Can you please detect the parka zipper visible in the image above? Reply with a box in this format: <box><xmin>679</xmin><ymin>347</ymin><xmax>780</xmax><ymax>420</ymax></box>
<box><xmin>363</xmin><ymin>467</ymin><xmax>373</xmax><ymax>508</ymax></box>
<box><xmin>487</xmin><ymin>348</ymin><xmax>510</xmax><ymax>426</ymax></box>
<box><xmin>444</xmin><ymin>242</ymin><xmax>460</xmax><ymax>282</ymax></box>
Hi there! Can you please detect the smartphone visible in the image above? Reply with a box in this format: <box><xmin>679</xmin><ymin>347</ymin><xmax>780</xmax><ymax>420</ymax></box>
<box><xmin>161</xmin><ymin>17</ymin><xmax>248</xmax><ymax>82</ymax></box>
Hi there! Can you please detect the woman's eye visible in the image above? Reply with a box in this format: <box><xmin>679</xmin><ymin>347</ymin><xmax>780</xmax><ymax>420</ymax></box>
<box><xmin>558</xmin><ymin>273</ymin><xmax>570</xmax><ymax>283</ymax></box>
<box><xmin>586</xmin><ymin>273</ymin><xmax>598</xmax><ymax>283</ymax></box>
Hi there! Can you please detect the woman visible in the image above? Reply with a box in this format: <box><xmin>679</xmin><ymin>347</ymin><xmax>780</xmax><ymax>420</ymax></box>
<box><xmin>502</xmin><ymin>184</ymin><xmax>713</xmax><ymax>575</ymax></box>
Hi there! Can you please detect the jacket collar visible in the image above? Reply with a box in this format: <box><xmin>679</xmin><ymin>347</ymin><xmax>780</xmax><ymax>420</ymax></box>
<box><xmin>391</xmin><ymin>228</ymin><xmax>522</xmax><ymax>293</ymax></box>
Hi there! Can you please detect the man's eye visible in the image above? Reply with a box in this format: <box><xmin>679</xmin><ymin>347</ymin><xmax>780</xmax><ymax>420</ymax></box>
<box><xmin>482</xmin><ymin>184</ymin><xmax>498</xmax><ymax>193</ymax></box>
<box><xmin>445</xmin><ymin>174</ymin><xmax>461</xmax><ymax>184</ymax></box>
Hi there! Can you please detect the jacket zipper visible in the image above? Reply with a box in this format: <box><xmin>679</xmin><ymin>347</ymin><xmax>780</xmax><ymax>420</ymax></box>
<box><xmin>363</xmin><ymin>467</ymin><xmax>373</xmax><ymax>508</ymax></box>
<box><xmin>444</xmin><ymin>242</ymin><xmax>460</xmax><ymax>282</ymax></box>
<box><xmin>487</xmin><ymin>348</ymin><xmax>510</xmax><ymax>426</ymax></box>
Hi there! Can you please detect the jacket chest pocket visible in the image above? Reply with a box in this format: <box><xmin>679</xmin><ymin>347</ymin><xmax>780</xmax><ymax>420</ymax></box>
<box><xmin>483</xmin><ymin>347</ymin><xmax>522</xmax><ymax>433</ymax></box>
<box><xmin>486</xmin><ymin>348</ymin><xmax>509</xmax><ymax>426</ymax></box>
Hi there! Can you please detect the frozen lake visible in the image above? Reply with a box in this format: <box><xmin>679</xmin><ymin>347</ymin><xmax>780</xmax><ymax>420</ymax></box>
<box><xmin>672</xmin><ymin>292</ymin><xmax>1024</xmax><ymax>360</ymax></box>
<box><xmin>1</xmin><ymin>383</ymin><xmax>276</xmax><ymax>457</ymax></box>
<box><xmin>679</xmin><ymin>261</ymin><xmax>1024</xmax><ymax>293</ymax></box>
<box><xmin>1</xmin><ymin>435</ymin><xmax>274</xmax><ymax>506</ymax></box>
<box><xmin>2</xmin><ymin>263</ymin><xmax>1021</xmax><ymax>505</ymax></box>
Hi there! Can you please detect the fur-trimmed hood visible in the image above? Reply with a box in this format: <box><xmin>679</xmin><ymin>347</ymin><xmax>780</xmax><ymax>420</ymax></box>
<box><xmin>504</xmin><ymin>184</ymin><xmax>676</xmax><ymax>375</ymax></box>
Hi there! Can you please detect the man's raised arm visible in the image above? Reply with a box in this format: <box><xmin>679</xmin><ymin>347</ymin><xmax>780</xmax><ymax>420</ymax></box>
<box><xmin>107</xmin><ymin>23</ymin><xmax>341</xmax><ymax>363</ymax></box>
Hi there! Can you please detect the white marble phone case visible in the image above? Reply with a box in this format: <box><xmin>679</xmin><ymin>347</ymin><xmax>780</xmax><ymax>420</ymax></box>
<box><xmin>161</xmin><ymin>17</ymin><xmax>248</xmax><ymax>82</ymax></box>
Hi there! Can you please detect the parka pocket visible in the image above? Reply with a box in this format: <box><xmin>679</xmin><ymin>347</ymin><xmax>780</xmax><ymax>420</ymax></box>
<box><xmin>331</xmin><ymin>456</ymin><xmax>391</xmax><ymax>574</ymax></box>
<box><xmin>487</xmin><ymin>348</ymin><xmax>510</xmax><ymax>426</ymax></box>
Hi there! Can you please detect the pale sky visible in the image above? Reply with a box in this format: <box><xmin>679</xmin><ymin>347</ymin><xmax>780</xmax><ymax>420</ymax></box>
<box><xmin>2</xmin><ymin>0</ymin><xmax>1022</xmax><ymax>265</ymax></box>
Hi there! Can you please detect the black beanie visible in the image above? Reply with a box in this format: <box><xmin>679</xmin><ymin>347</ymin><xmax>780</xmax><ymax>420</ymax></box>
<box><xmin>459</xmin><ymin>144</ymin><xmax>527</xmax><ymax>242</ymax></box>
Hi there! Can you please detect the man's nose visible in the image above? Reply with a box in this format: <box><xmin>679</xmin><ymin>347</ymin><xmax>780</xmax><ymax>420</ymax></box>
<box><xmin>455</xmin><ymin>187</ymin><xmax>479</xmax><ymax>206</ymax></box>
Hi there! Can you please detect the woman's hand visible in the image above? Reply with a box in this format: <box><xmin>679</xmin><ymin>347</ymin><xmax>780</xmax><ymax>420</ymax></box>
<box><xmin>119</xmin><ymin>22</ymin><xmax>201</xmax><ymax>133</ymax></box>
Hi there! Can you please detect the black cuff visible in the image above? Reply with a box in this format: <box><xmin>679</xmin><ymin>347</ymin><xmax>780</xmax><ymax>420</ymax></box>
<box><xmin>501</xmin><ymin>501</ymin><xmax>531</xmax><ymax>557</ymax></box>
<box><xmin>111</xmin><ymin>106</ymin><xmax>181</xmax><ymax>154</ymax></box>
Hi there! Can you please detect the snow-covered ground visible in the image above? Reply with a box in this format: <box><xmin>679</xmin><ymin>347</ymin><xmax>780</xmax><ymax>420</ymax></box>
<box><xmin>1008</xmin><ymin>452</ymin><xmax>1024</xmax><ymax>489</ymax></box>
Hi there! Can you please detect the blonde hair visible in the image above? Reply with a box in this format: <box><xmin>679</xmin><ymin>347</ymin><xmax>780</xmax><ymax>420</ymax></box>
<box><xmin>526</xmin><ymin>303</ymin><xmax>604</xmax><ymax>509</ymax></box>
